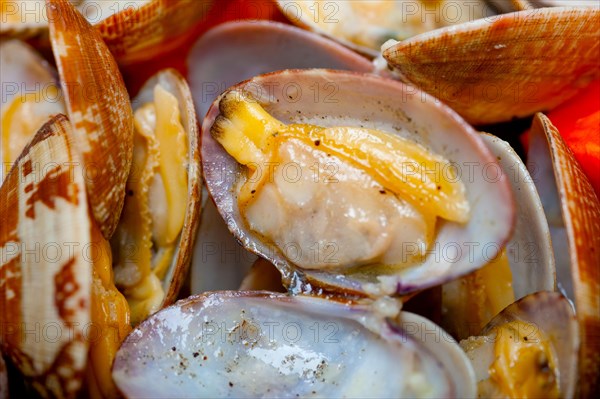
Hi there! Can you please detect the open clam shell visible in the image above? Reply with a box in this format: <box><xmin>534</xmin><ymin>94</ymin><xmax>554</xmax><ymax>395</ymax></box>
<box><xmin>0</xmin><ymin>114</ymin><xmax>91</xmax><ymax>398</ymax></box>
<box><xmin>0</xmin><ymin>39</ymin><xmax>65</xmax><ymax>183</ymax></box>
<box><xmin>527</xmin><ymin>113</ymin><xmax>600</xmax><ymax>397</ymax></box>
<box><xmin>202</xmin><ymin>69</ymin><xmax>515</xmax><ymax>297</ymax></box>
<box><xmin>441</xmin><ymin>133</ymin><xmax>555</xmax><ymax>339</ymax></box>
<box><xmin>276</xmin><ymin>0</ymin><xmax>524</xmax><ymax>58</ymax></box>
<box><xmin>112</xmin><ymin>291</ymin><xmax>476</xmax><ymax>398</ymax></box>
<box><xmin>382</xmin><ymin>7</ymin><xmax>600</xmax><ymax>125</ymax></box>
<box><xmin>47</xmin><ymin>0</ymin><xmax>134</xmax><ymax>239</ymax></box>
<box><xmin>112</xmin><ymin>68</ymin><xmax>201</xmax><ymax>321</ymax></box>
<box><xmin>460</xmin><ymin>291</ymin><xmax>579</xmax><ymax>398</ymax></box>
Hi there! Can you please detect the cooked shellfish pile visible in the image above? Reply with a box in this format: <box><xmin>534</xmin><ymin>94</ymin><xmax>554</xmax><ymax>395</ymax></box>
<box><xmin>1</xmin><ymin>0</ymin><xmax>598</xmax><ymax>398</ymax></box>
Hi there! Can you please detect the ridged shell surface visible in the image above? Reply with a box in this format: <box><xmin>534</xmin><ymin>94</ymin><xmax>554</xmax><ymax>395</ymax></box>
<box><xmin>0</xmin><ymin>114</ymin><xmax>91</xmax><ymax>398</ymax></box>
<box><xmin>47</xmin><ymin>0</ymin><xmax>134</xmax><ymax>239</ymax></box>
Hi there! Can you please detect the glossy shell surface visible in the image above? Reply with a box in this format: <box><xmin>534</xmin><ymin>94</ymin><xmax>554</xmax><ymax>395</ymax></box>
<box><xmin>187</xmin><ymin>20</ymin><xmax>373</xmax><ymax>120</ymax></box>
<box><xmin>0</xmin><ymin>114</ymin><xmax>91</xmax><ymax>398</ymax></box>
<box><xmin>47</xmin><ymin>0</ymin><xmax>134</xmax><ymax>239</ymax></box>
<box><xmin>113</xmin><ymin>291</ymin><xmax>476</xmax><ymax>398</ymax></box>
<box><xmin>527</xmin><ymin>113</ymin><xmax>600</xmax><ymax>397</ymax></box>
<box><xmin>383</xmin><ymin>7</ymin><xmax>600</xmax><ymax>125</ymax></box>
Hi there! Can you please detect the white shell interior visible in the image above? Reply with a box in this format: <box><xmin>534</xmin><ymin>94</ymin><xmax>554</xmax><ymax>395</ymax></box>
<box><xmin>113</xmin><ymin>292</ymin><xmax>475</xmax><ymax>398</ymax></box>
<box><xmin>480</xmin><ymin>133</ymin><xmax>555</xmax><ymax>297</ymax></box>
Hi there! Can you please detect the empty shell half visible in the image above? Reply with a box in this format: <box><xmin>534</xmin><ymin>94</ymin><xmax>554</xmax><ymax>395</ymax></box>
<box><xmin>113</xmin><ymin>291</ymin><xmax>476</xmax><ymax>398</ymax></box>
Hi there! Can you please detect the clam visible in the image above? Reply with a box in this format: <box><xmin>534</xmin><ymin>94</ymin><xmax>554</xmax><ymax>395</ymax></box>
<box><xmin>96</xmin><ymin>0</ymin><xmax>213</xmax><ymax>64</ymax></box>
<box><xmin>0</xmin><ymin>1</ymin><xmax>201</xmax><ymax>395</ymax></box>
<box><xmin>0</xmin><ymin>39</ymin><xmax>65</xmax><ymax>183</ymax></box>
<box><xmin>0</xmin><ymin>114</ymin><xmax>93</xmax><ymax>398</ymax></box>
<box><xmin>1</xmin><ymin>0</ymin><xmax>144</xmax><ymax>38</ymax></box>
<box><xmin>440</xmin><ymin>133</ymin><xmax>555</xmax><ymax>339</ymax></box>
<box><xmin>113</xmin><ymin>291</ymin><xmax>476</xmax><ymax>398</ymax></box>
<box><xmin>111</xmin><ymin>68</ymin><xmax>202</xmax><ymax>325</ymax></box>
<box><xmin>202</xmin><ymin>69</ymin><xmax>515</xmax><ymax>297</ymax></box>
<box><xmin>0</xmin><ymin>71</ymin><xmax>200</xmax><ymax>398</ymax></box>
<box><xmin>0</xmin><ymin>0</ymin><xmax>212</xmax><ymax>64</ymax></box>
<box><xmin>47</xmin><ymin>0</ymin><xmax>134</xmax><ymax>239</ymax></box>
<box><xmin>381</xmin><ymin>7</ymin><xmax>600</xmax><ymax>125</ymax></box>
<box><xmin>527</xmin><ymin>112</ymin><xmax>600</xmax><ymax>397</ymax></box>
<box><xmin>277</xmin><ymin>0</ymin><xmax>528</xmax><ymax>57</ymax></box>
<box><xmin>460</xmin><ymin>291</ymin><xmax>579</xmax><ymax>398</ymax></box>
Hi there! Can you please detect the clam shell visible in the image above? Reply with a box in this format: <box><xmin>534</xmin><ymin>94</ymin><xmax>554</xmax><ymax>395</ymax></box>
<box><xmin>112</xmin><ymin>291</ymin><xmax>476</xmax><ymax>397</ymax></box>
<box><xmin>0</xmin><ymin>39</ymin><xmax>65</xmax><ymax>183</ymax></box>
<box><xmin>462</xmin><ymin>291</ymin><xmax>579</xmax><ymax>398</ymax></box>
<box><xmin>441</xmin><ymin>133</ymin><xmax>555</xmax><ymax>339</ymax></box>
<box><xmin>130</xmin><ymin>69</ymin><xmax>202</xmax><ymax>307</ymax></box>
<box><xmin>0</xmin><ymin>0</ymin><xmax>47</xmax><ymax>38</ymax></box>
<box><xmin>0</xmin><ymin>39</ymin><xmax>57</xmax><ymax>108</ymax></box>
<box><xmin>97</xmin><ymin>0</ymin><xmax>213</xmax><ymax>64</ymax></box>
<box><xmin>382</xmin><ymin>7</ymin><xmax>600</xmax><ymax>125</ymax></box>
<box><xmin>187</xmin><ymin>20</ymin><xmax>373</xmax><ymax>121</ymax></box>
<box><xmin>527</xmin><ymin>113</ymin><xmax>600</xmax><ymax>397</ymax></box>
<box><xmin>480</xmin><ymin>133</ymin><xmax>555</xmax><ymax>295</ymax></box>
<box><xmin>1</xmin><ymin>0</ymin><xmax>212</xmax><ymax>62</ymax></box>
<box><xmin>0</xmin><ymin>114</ymin><xmax>91</xmax><ymax>398</ymax></box>
<box><xmin>276</xmin><ymin>0</ymin><xmax>511</xmax><ymax>58</ymax></box>
<box><xmin>202</xmin><ymin>69</ymin><xmax>515</xmax><ymax>297</ymax></box>
<box><xmin>47</xmin><ymin>0</ymin><xmax>134</xmax><ymax>239</ymax></box>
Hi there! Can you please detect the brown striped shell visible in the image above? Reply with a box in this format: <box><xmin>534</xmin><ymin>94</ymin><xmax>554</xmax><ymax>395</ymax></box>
<box><xmin>527</xmin><ymin>113</ymin><xmax>600</xmax><ymax>397</ymax></box>
<box><xmin>382</xmin><ymin>7</ymin><xmax>600</xmax><ymax>125</ymax></box>
<box><xmin>46</xmin><ymin>0</ymin><xmax>134</xmax><ymax>239</ymax></box>
<box><xmin>97</xmin><ymin>0</ymin><xmax>213</xmax><ymax>64</ymax></box>
<box><xmin>0</xmin><ymin>114</ymin><xmax>91</xmax><ymax>398</ymax></box>
<box><xmin>276</xmin><ymin>0</ymin><xmax>527</xmax><ymax>58</ymax></box>
<box><xmin>1</xmin><ymin>1</ymin><xmax>213</xmax><ymax>64</ymax></box>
